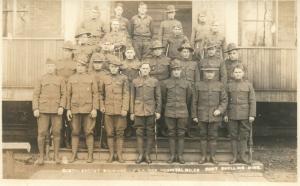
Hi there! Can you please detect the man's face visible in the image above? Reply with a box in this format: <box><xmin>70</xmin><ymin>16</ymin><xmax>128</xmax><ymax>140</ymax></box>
<box><xmin>90</xmin><ymin>11</ymin><xmax>99</xmax><ymax>19</ymax></box>
<box><xmin>140</xmin><ymin>64</ymin><xmax>151</xmax><ymax>76</ymax></box>
<box><xmin>173</xmin><ymin>28</ymin><xmax>182</xmax><ymax>36</ymax></box>
<box><xmin>109</xmin><ymin>64</ymin><xmax>119</xmax><ymax>74</ymax></box>
<box><xmin>125</xmin><ymin>50</ymin><xmax>135</xmax><ymax>59</ymax></box>
<box><xmin>63</xmin><ymin>49</ymin><xmax>73</xmax><ymax>58</ymax></box>
<box><xmin>180</xmin><ymin>49</ymin><xmax>190</xmax><ymax>59</ymax></box>
<box><xmin>198</xmin><ymin>15</ymin><xmax>206</xmax><ymax>23</ymax></box>
<box><xmin>211</xmin><ymin>25</ymin><xmax>219</xmax><ymax>33</ymax></box>
<box><xmin>228</xmin><ymin>50</ymin><xmax>239</xmax><ymax>61</ymax></box>
<box><xmin>167</xmin><ymin>11</ymin><xmax>175</xmax><ymax>19</ymax></box>
<box><xmin>76</xmin><ymin>63</ymin><xmax>86</xmax><ymax>73</ymax></box>
<box><xmin>102</xmin><ymin>42</ymin><xmax>114</xmax><ymax>51</ymax></box>
<box><xmin>204</xmin><ymin>71</ymin><xmax>216</xmax><ymax>80</ymax></box>
<box><xmin>207</xmin><ymin>47</ymin><xmax>216</xmax><ymax>57</ymax></box>
<box><xmin>93</xmin><ymin>62</ymin><xmax>103</xmax><ymax>70</ymax></box>
<box><xmin>153</xmin><ymin>48</ymin><xmax>163</xmax><ymax>56</ymax></box>
<box><xmin>233</xmin><ymin>68</ymin><xmax>244</xmax><ymax>80</ymax></box>
<box><xmin>138</xmin><ymin>5</ymin><xmax>147</xmax><ymax>14</ymax></box>
<box><xmin>78</xmin><ymin>34</ymin><xmax>89</xmax><ymax>45</ymax></box>
<box><xmin>46</xmin><ymin>64</ymin><xmax>56</xmax><ymax>74</ymax></box>
<box><xmin>111</xmin><ymin>21</ymin><xmax>120</xmax><ymax>32</ymax></box>
<box><xmin>172</xmin><ymin>69</ymin><xmax>181</xmax><ymax>78</ymax></box>
<box><xmin>114</xmin><ymin>6</ymin><xmax>123</xmax><ymax>16</ymax></box>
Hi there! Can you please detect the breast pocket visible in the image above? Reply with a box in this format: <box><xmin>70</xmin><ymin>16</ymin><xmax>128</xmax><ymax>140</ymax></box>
<box><xmin>113</xmin><ymin>81</ymin><xmax>123</xmax><ymax>94</ymax></box>
<box><xmin>186</xmin><ymin>66</ymin><xmax>195</xmax><ymax>81</ymax></box>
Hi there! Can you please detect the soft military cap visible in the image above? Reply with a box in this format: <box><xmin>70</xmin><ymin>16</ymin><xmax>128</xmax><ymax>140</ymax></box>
<box><xmin>205</xmin><ymin>42</ymin><xmax>218</xmax><ymax>49</ymax></box>
<box><xmin>91</xmin><ymin>53</ymin><xmax>108</xmax><ymax>63</ymax></box>
<box><xmin>75</xmin><ymin>27</ymin><xmax>91</xmax><ymax>38</ymax></box>
<box><xmin>75</xmin><ymin>54</ymin><xmax>88</xmax><ymax>66</ymax></box>
<box><xmin>178</xmin><ymin>42</ymin><xmax>194</xmax><ymax>52</ymax></box>
<box><xmin>170</xmin><ymin>59</ymin><xmax>182</xmax><ymax>69</ymax></box>
<box><xmin>62</xmin><ymin>41</ymin><xmax>77</xmax><ymax>50</ymax></box>
<box><xmin>224</xmin><ymin>43</ymin><xmax>239</xmax><ymax>53</ymax></box>
<box><xmin>165</xmin><ymin>5</ymin><xmax>177</xmax><ymax>13</ymax></box>
<box><xmin>106</xmin><ymin>54</ymin><xmax>122</xmax><ymax>66</ymax></box>
<box><xmin>150</xmin><ymin>40</ymin><xmax>165</xmax><ymax>50</ymax></box>
<box><xmin>201</xmin><ymin>67</ymin><xmax>219</xmax><ymax>71</ymax></box>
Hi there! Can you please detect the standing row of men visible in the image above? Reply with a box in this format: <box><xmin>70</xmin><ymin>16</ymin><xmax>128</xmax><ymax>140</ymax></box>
<box><xmin>32</xmin><ymin>2</ymin><xmax>255</xmax><ymax>166</ymax></box>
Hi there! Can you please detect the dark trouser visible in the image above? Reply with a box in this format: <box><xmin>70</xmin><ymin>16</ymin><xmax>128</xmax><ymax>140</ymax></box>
<box><xmin>61</xmin><ymin>109</ymin><xmax>71</xmax><ymax>148</ymax></box>
<box><xmin>96</xmin><ymin>110</ymin><xmax>107</xmax><ymax>147</ymax></box>
<box><xmin>193</xmin><ymin>41</ymin><xmax>205</xmax><ymax>60</ymax></box>
<box><xmin>37</xmin><ymin>113</ymin><xmax>62</xmax><ymax>158</ymax></box>
<box><xmin>199</xmin><ymin>121</ymin><xmax>219</xmax><ymax>157</ymax></box>
<box><xmin>133</xmin><ymin>115</ymin><xmax>155</xmax><ymax>155</ymax></box>
<box><xmin>228</xmin><ymin>120</ymin><xmax>250</xmax><ymax>161</ymax></box>
<box><xmin>165</xmin><ymin>117</ymin><xmax>187</xmax><ymax>157</ymax></box>
<box><xmin>132</xmin><ymin>37</ymin><xmax>151</xmax><ymax>61</ymax></box>
<box><xmin>70</xmin><ymin>114</ymin><xmax>96</xmax><ymax>155</ymax></box>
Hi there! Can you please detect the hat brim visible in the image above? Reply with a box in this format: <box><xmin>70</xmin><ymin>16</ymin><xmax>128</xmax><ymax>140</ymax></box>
<box><xmin>224</xmin><ymin>48</ymin><xmax>239</xmax><ymax>53</ymax></box>
<box><xmin>178</xmin><ymin>47</ymin><xmax>194</xmax><ymax>52</ymax></box>
<box><xmin>75</xmin><ymin>33</ymin><xmax>91</xmax><ymax>38</ymax></box>
<box><xmin>165</xmin><ymin>9</ymin><xmax>177</xmax><ymax>13</ymax></box>
<box><xmin>201</xmin><ymin>68</ymin><xmax>219</xmax><ymax>71</ymax></box>
<box><xmin>150</xmin><ymin>46</ymin><xmax>165</xmax><ymax>50</ymax></box>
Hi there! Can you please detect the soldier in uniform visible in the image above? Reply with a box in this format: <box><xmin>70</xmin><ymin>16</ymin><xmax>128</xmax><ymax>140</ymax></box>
<box><xmin>198</xmin><ymin>42</ymin><xmax>227</xmax><ymax>85</ymax></box>
<box><xmin>192</xmin><ymin>67</ymin><xmax>228</xmax><ymax>164</ymax></box>
<box><xmin>176</xmin><ymin>42</ymin><xmax>199</xmax><ymax>138</ymax></box>
<box><xmin>102</xmin><ymin>19</ymin><xmax>131</xmax><ymax>60</ymax></box>
<box><xmin>190</xmin><ymin>11</ymin><xmax>210</xmax><ymax>60</ymax></box>
<box><xmin>130</xmin><ymin>62</ymin><xmax>162</xmax><ymax>164</ymax></box>
<box><xmin>32</xmin><ymin>59</ymin><xmax>66</xmax><ymax>165</ymax></box>
<box><xmin>121</xmin><ymin>46</ymin><xmax>140</xmax><ymax>137</ymax></box>
<box><xmin>111</xmin><ymin>3</ymin><xmax>130</xmax><ymax>35</ymax></box>
<box><xmin>224</xmin><ymin>64</ymin><xmax>256</xmax><ymax>164</ymax></box>
<box><xmin>79</xmin><ymin>6</ymin><xmax>107</xmax><ymax>45</ymax></box>
<box><xmin>161</xmin><ymin>60</ymin><xmax>192</xmax><ymax>164</ymax></box>
<box><xmin>205</xmin><ymin>21</ymin><xmax>226</xmax><ymax>60</ymax></box>
<box><xmin>130</xmin><ymin>2</ymin><xmax>154</xmax><ymax>60</ymax></box>
<box><xmin>74</xmin><ymin>28</ymin><xmax>94</xmax><ymax>64</ymax></box>
<box><xmin>56</xmin><ymin>41</ymin><xmax>77</xmax><ymax>148</ymax></box>
<box><xmin>224</xmin><ymin>43</ymin><xmax>248</xmax><ymax>82</ymax></box>
<box><xmin>158</xmin><ymin>5</ymin><xmax>183</xmax><ymax>52</ymax></box>
<box><xmin>166</xmin><ymin>24</ymin><xmax>189</xmax><ymax>60</ymax></box>
<box><xmin>145</xmin><ymin>40</ymin><xmax>170</xmax><ymax>137</ymax></box>
<box><xmin>99</xmin><ymin>54</ymin><xmax>129</xmax><ymax>163</ymax></box>
<box><xmin>89</xmin><ymin>53</ymin><xmax>109</xmax><ymax>149</ymax></box>
<box><xmin>66</xmin><ymin>54</ymin><xmax>98</xmax><ymax>163</ymax></box>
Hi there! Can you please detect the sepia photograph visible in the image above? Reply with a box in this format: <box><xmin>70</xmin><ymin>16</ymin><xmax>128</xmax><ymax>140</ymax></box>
<box><xmin>1</xmin><ymin>0</ymin><xmax>298</xmax><ymax>184</ymax></box>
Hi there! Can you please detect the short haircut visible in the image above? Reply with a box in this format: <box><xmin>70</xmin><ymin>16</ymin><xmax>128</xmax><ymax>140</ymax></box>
<box><xmin>139</xmin><ymin>2</ymin><xmax>147</xmax><ymax>8</ymax></box>
<box><xmin>233</xmin><ymin>64</ymin><xmax>245</xmax><ymax>72</ymax></box>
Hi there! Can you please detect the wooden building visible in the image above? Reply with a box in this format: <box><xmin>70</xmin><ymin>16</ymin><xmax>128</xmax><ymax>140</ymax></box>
<box><xmin>1</xmin><ymin>0</ymin><xmax>297</xmax><ymax>143</ymax></box>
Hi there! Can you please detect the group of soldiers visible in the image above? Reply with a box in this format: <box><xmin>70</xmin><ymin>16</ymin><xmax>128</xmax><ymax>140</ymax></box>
<box><xmin>32</xmin><ymin>2</ymin><xmax>256</xmax><ymax>166</ymax></box>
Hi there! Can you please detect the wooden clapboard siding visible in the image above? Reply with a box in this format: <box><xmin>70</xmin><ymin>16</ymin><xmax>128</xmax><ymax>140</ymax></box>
<box><xmin>3</xmin><ymin>38</ymin><xmax>64</xmax><ymax>88</ymax></box>
<box><xmin>239</xmin><ymin>47</ymin><xmax>296</xmax><ymax>102</ymax></box>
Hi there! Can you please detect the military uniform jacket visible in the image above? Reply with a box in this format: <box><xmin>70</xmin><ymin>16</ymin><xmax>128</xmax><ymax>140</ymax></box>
<box><xmin>32</xmin><ymin>74</ymin><xmax>66</xmax><ymax>113</ymax></box>
<box><xmin>146</xmin><ymin>55</ymin><xmax>170</xmax><ymax>81</ymax></box>
<box><xmin>161</xmin><ymin>78</ymin><xmax>192</xmax><ymax>118</ymax></box>
<box><xmin>121</xmin><ymin>59</ymin><xmax>140</xmax><ymax>82</ymax></box>
<box><xmin>66</xmin><ymin>73</ymin><xmax>99</xmax><ymax>113</ymax></box>
<box><xmin>102</xmin><ymin>31</ymin><xmax>131</xmax><ymax>51</ymax></box>
<box><xmin>227</xmin><ymin>80</ymin><xmax>256</xmax><ymax>120</ymax></box>
<box><xmin>99</xmin><ymin>73</ymin><xmax>129</xmax><ymax>115</ymax></box>
<box><xmin>176</xmin><ymin>58</ymin><xmax>199</xmax><ymax>84</ymax></box>
<box><xmin>225</xmin><ymin>59</ymin><xmax>248</xmax><ymax>82</ymax></box>
<box><xmin>80</xmin><ymin>18</ymin><xmax>106</xmax><ymax>37</ymax></box>
<box><xmin>190</xmin><ymin>22</ymin><xmax>210</xmax><ymax>47</ymax></box>
<box><xmin>158</xmin><ymin>19</ymin><xmax>183</xmax><ymax>45</ymax></box>
<box><xmin>130</xmin><ymin>14</ymin><xmax>154</xmax><ymax>38</ymax></box>
<box><xmin>130</xmin><ymin>76</ymin><xmax>162</xmax><ymax>116</ymax></box>
<box><xmin>198</xmin><ymin>56</ymin><xmax>227</xmax><ymax>85</ymax></box>
<box><xmin>205</xmin><ymin>32</ymin><xmax>226</xmax><ymax>59</ymax></box>
<box><xmin>192</xmin><ymin>80</ymin><xmax>228</xmax><ymax>122</ymax></box>
<box><xmin>166</xmin><ymin>34</ymin><xmax>189</xmax><ymax>59</ymax></box>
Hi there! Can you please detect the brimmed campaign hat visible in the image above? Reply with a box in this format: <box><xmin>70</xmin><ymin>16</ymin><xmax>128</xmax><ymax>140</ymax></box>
<box><xmin>75</xmin><ymin>28</ymin><xmax>91</xmax><ymax>38</ymax></box>
<box><xmin>150</xmin><ymin>40</ymin><xmax>165</xmax><ymax>50</ymax></box>
<box><xmin>224</xmin><ymin>43</ymin><xmax>239</xmax><ymax>53</ymax></box>
<box><xmin>106</xmin><ymin>54</ymin><xmax>123</xmax><ymax>66</ymax></box>
<box><xmin>165</xmin><ymin>5</ymin><xmax>177</xmax><ymax>13</ymax></box>
<box><xmin>205</xmin><ymin>42</ymin><xmax>218</xmax><ymax>49</ymax></box>
<box><xmin>75</xmin><ymin>54</ymin><xmax>88</xmax><ymax>66</ymax></box>
<box><xmin>91</xmin><ymin>53</ymin><xmax>108</xmax><ymax>63</ymax></box>
<box><xmin>178</xmin><ymin>42</ymin><xmax>194</xmax><ymax>52</ymax></box>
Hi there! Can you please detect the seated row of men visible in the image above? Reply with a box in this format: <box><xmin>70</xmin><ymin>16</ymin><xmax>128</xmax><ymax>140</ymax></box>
<box><xmin>33</xmin><ymin>40</ymin><xmax>255</xmax><ymax>166</ymax></box>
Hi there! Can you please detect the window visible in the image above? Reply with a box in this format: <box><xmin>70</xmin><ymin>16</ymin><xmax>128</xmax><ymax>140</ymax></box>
<box><xmin>238</xmin><ymin>0</ymin><xmax>296</xmax><ymax>47</ymax></box>
<box><xmin>2</xmin><ymin>0</ymin><xmax>62</xmax><ymax>38</ymax></box>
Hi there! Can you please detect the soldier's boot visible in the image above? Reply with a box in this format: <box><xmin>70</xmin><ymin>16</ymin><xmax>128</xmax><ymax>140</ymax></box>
<box><xmin>37</xmin><ymin>137</ymin><xmax>45</xmax><ymax>165</ymax></box>
<box><xmin>177</xmin><ymin>137</ymin><xmax>185</xmax><ymax>164</ymax></box>
<box><xmin>209</xmin><ymin>140</ymin><xmax>218</xmax><ymax>164</ymax></box>
<box><xmin>199</xmin><ymin>141</ymin><xmax>207</xmax><ymax>164</ymax></box>
<box><xmin>86</xmin><ymin>135</ymin><xmax>94</xmax><ymax>163</ymax></box>
<box><xmin>45</xmin><ymin>143</ymin><xmax>50</xmax><ymax>161</ymax></box>
<box><xmin>53</xmin><ymin>137</ymin><xmax>61</xmax><ymax>164</ymax></box>
<box><xmin>229</xmin><ymin>140</ymin><xmax>238</xmax><ymax>164</ymax></box>
<box><xmin>135</xmin><ymin>136</ymin><xmax>144</xmax><ymax>164</ymax></box>
<box><xmin>69</xmin><ymin>137</ymin><xmax>79</xmax><ymax>163</ymax></box>
<box><xmin>101</xmin><ymin>131</ymin><xmax>108</xmax><ymax>149</ymax></box>
<box><xmin>145</xmin><ymin>137</ymin><xmax>154</xmax><ymax>164</ymax></box>
<box><xmin>239</xmin><ymin>140</ymin><xmax>250</xmax><ymax>164</ymax></box>
<box><xmin>116</xmin><ymin>138</ymin><xmax>125</xmax><ymax>163</ymax></box>
<box><xmin>167</xmin><ymin>137</ymin><xmax>176</xmax><ymax>164</ymax></box>
<box><xmin>107</xmin><ymin>138</ymin><xmax>114</xmax><ymax>163</ymax></box>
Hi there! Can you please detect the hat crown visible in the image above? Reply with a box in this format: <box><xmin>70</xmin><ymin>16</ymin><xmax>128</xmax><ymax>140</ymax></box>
<box><xmin>106</xmin><ymin>54</ymin><xmax>122</xmax><ymax>66</ymax></box>
<box><xmin>170</xmin><ymin>59</ymin><xmax>181</xmax><ymax>69</ymax></box>
<box><xmin>63</xmin><ymin>41</ymin><xmax>76</xmax><ymax>50</ymax></box>
<box><xmin>92</xmin><ymin>53</ymin><xmax>107</xmax><ymax>62</ymax></box>
<box><xmin>75</xmin><ymin>27</ymin><xmax>91</xmax><ymax>37</ymax></box>
<box><xmin>75</xmin><ymin>54</ymin><xmax>88</xmax><ymax>65</ymax></box>
<box><xmin>206</xmin><ymin>41</ymin><xmax>218</xmax><ymax>49</ymax></box>
<box><xmin>150</xmin><ymin>40</ymin><xmax>164</xmax><ymax>49</ymax></box>
<box><xmin>226</xmin><ymin>43</ymin><xmax>238</xmax><ymax>51</ymax></box>
<box><xmin>166</xmin><ymin>5</ymin><xmax>176</xmax><ymax>12</ymax></box>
